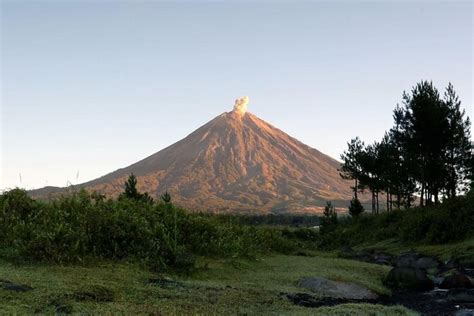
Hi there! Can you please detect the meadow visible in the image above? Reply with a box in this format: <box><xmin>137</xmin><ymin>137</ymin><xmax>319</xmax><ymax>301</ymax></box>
<box><xmin>1</xmin><ymin>187</ymin><xmax>474</xmax><ymax>314</ymax></box>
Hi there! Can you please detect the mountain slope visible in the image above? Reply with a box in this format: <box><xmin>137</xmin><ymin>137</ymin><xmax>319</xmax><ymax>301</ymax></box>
<box><xmin>31</xmin><ymin>99</ymin><xmax>354</xmax><ymax>213</ymax></box>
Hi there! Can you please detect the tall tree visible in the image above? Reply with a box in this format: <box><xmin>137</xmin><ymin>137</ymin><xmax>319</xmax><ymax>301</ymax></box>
<box><xmin>443</xmin><ymin>83</ymin><xmax>472</xmax><ymax>198</ymax></box>
<box><xmin>399</xmin><ymin>81</ymin><xmax>449</xmax><ymax>205</ymax></box>
<box><xmin>340</xmin><ymin>137</ymin><xmax>365</xmax><ymax>199</ymax></box>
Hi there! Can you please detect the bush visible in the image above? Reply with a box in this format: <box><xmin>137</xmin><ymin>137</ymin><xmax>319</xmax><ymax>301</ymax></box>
<box><xmin>318</xmin><ymin>193</ymin><xmax>474</xmax><ymax>249</ymax></box>
<box><xmin>0</xmin><ymin>188</ymin><xmax>318</xmax><ymax>267</ymax></box>
<box><xmin>348</xmin><ymin>198</ymin><xmax>364</xmax><ymax>218</ymax></box>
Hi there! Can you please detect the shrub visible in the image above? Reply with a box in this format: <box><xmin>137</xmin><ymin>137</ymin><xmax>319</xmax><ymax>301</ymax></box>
<box><xmin>0</xmin><ymin>188</ymin><xmax>318</xmax><ymax>266</ymax></box>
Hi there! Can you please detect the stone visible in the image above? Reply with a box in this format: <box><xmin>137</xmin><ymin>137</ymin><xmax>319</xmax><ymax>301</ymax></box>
<box><xmin>394</xmin><ymin>252</ymin><xmax>420</xmax><ymax>268</ymax></box>
<box><xmin>440</xmin><ymin>274</ymin><xmax>473</xmax><ymax>289</ymax></box>
<box><xmin>148</xmin><ymin>278</ymin><xmax>184</xmax><ymax>288</ymax></box>
<box><xmin>384</xmin><ymin>267</ymin><xmax>434</xmax><ymax>291</ymax></box>
<box><xmin>447</xmin><ymin>288</ymin><xmax>474</xmax><ymax>303</ymax></box>
<box><xmin>297</xmin><ymin>277</ymin><xmax>378</xmax><ymax>300</ymax></box>
<box><xmin>455</xmin><ymin>309</ymin><xmax>474</xmax><ymax>316</ymax></box>
<box><xmin>375</xmin><ymin>259</ymin><xmax>392</xmax><ymax>266</ymax></box>
<box><xmin>416</xmin><ymin>257</ymin><xmax>440</xmax><ymax>270</ymax></box>
<box><xmin>0</xmin><ymin>279</ymin><xmax>32</xmax><ymax>292</ymax></box>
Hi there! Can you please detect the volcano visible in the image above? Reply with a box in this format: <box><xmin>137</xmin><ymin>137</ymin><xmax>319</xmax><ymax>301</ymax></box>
<box><xmin>32</xmin><ymin>97</ymin><xmax>354</xmax><ymax>213</ymax></box>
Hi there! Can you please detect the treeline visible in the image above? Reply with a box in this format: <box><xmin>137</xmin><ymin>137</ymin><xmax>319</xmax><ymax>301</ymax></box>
<box><xmin>340</xmin><ymin>81</ymin><xmax>472</xmax><ymax>213</ymax></box>
<box><xmin>319</xmin><ymin>191</ymin><xmax>474</xmax><ymax>249</ymax></box>
<box><xmin>210</xmin><ymin>213</ymin><xmax>320</xmax><ymax>227</ymax></box>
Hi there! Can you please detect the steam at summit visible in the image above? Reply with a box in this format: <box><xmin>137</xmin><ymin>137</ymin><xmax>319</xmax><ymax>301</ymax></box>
<box><xmin>233</xmin><ymin>96</ymin><xmax>249</xmax><ymax>115</ymax></box>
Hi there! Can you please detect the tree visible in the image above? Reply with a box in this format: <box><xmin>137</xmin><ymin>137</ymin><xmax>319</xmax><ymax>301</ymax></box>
<box><xmin>340</xmin><ymin>81</ymin><xmax>471</xmax><ymax>210</ymax></box>
<box><xmin>398</xmin><ymin>81</ymin><xmax>450</xmax><ymax>205</ymax></box>
<box><xmin>119</xmin><ymin>173</ymin><xmax>154</xmax><ymax>203</ymax></box>
<box><xmin>443</xmin><ymin>83</ymin><xmax>472</xmax><ymax>198</ymax></box>
<box><xmin>320</xmin><ymin>201</ymin><xmax>337</xmax><ymax>234</ymax></box>
<box><xmin>358</xmin><ymin>142</ymin><xmax>384</xmax><ymax>214</ymax></box>
<box><xmin>348</xmin><ymin>197</ymin><xmax>364</xmax><ymax>218</ymax></box>
<box><xmin>340</xmin><ymin>137</ymin><xmax>365</xmax><ymax>199</ymax></box>
<box><xmin>123</xmin><ymin>173</ymin><xmax>139</xmax><ymax>200</ymax></box>
<box><xmin>388</xmin><ymin>109</ymin><xmax>417</xmax><ymax>209</ymax></box>
<box><xmin>161</xmin><ymin>191</ymin><xmax>172</xmax><ymax>204</ymax></box>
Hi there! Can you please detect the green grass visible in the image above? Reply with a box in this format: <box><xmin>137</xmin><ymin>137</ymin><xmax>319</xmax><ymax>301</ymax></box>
<box><xmin>0</xmin><ymin>254</ymin><xmax>416</xmax><ymax>315</ymax></box>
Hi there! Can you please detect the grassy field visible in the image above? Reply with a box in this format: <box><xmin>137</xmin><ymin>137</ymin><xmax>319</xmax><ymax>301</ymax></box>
<box><xmin>0</xmin><ymin>254</ymin><xmax>416</xmax><ymax>315</ymax></box>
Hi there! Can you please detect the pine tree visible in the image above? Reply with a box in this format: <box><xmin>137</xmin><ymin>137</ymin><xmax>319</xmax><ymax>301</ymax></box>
<box><xmin>320</xmin><ymin>201</ymin><xmax>337</xmax><ymax>234</ymax></box>
<box><xmin>443</xmin><ymin>83</ymin><xmax>472</xmax><ymax>198</ymax></box>
<box><xmin>340</xmin><ymin>137</ymin><xmax>365</xmax><ymax>199</ymax></box>
<box><xmin>119</xmin><ymin>173</ymin><xmax>154</xmax><ymax>203</ymax></box>
<box><xmin>122</xmin><ymin>173</ymin><xmax>140</xmax><ymax>200</ymax></box>
<box><xmin>348</xmin><ymin>197</ymin><xmax>364</xmax><ymax>217</ymax></box>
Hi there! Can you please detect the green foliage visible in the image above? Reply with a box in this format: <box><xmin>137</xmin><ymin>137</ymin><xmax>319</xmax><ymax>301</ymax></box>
<box><xmin>348</xmin><ymin>197</ymin><xmax>364</xmax><ymax>218</ymax></box>
<box><xmin>318</xmin><ymin>193</ymin><xmax>474</xmax><ymax>249</ymax></box>
<box><xmin>0</xmin><ymin>188</ymin><xmax>318</xmax><ymax>268</ymax></box>
<box><xmin>320</xmin><ymin>202</ymin><xmax>337</xmax><ymax>235</ymax></box>
<box><xmin>119</xmin><ymin>173</ymin><xmax>154</xmax><ymax>204</ymax></box>
<box><xmin>340</xmin><ymin>81</ymin><xmax>472</xmax><ymax>208</ymax></box>
<box><xmin>160</xmin><ymin>191</ymin><xmax>171</xmax><ymax>204</ymax></box>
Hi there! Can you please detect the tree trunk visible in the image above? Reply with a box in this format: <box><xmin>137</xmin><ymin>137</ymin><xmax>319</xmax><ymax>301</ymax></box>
<box><xmin>354</xmin><ymin>179</ymin><xmax>358</xmax><ymax>199</ymax></box>
<box><xmin>371</xmin><ymin>190</ymin><xmax>375</xmax><ymax>214</ymax></box>
<box><xmin>420</xmin><ymin>183</ymin><xmax>424</xmax><ymax>207</ymax></box>
<box><xmin>376</xmin><ymin>192</ymin><xmax>379</xmax><ymax>214</ymax></box>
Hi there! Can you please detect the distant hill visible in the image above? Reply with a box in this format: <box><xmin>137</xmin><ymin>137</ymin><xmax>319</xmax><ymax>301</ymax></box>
<box><xmin>31</xmin><ymin>97</ymin><xmax>355</xmax><ymax>213</ymax></box>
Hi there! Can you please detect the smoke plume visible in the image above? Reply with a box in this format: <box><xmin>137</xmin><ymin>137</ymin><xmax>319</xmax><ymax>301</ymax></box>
<box><xmin>233</xmin><ymin>96</ymin><xmax>249</xmax><ymax>115</ymax></box>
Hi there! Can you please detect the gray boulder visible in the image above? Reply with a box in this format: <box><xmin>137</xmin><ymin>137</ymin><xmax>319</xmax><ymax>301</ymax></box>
<box><xmin>455</xmin><ymin>309</ymin><xmax>474</xmax><ymax>316</ymax></box>
<box><xmin>384</xmin><ymin>267</ymin><xmax>434</xmax><ymax>291</ymax></box>
<box><xmin>297</xmin><ymin>277</ymin><xmax>378</xmax><ymax>300</ymax></box>
<box><xmin>0</xmin><ymin>279</ymin><xmax>32</xmax><ymax>292</ymax></box>
<box><xmin>394</xmin><ymin>252</ymin><xmax>420</xmax><ymax>268</ymax></box>
<box><xmin>416</xmin><ymin>257</ymin><xmax>440</xmax><ymax>270</ymax></box>
<box><xmin>447</xmin><ymin>288</ymin><xmax>474</xmax><ymax>303</ymax></box>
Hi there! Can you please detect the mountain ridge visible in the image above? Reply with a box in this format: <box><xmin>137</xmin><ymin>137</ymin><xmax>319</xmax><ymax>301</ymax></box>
<box><xmin>30</xmin><ymin>101</ymin><xmax>354</xmax><ymax>213</ymax></box>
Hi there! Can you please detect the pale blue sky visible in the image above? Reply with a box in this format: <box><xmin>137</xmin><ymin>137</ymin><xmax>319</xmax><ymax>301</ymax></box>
<box><xmin>1</xmin><ymin>1</ymin><xmax>472</xmax><ymax>190</ymax></box>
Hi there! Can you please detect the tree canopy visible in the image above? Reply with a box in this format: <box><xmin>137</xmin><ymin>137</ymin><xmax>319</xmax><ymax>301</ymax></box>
<box><xmin>340</xmin><ymin>81</ymin><xmax>472</xmax><ymax>212</ymax></box>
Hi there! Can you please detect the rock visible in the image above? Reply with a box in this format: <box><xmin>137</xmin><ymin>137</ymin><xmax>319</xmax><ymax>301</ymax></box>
<box><xmin>416</xmin><ymin>257</ymin><xmax>440</xmax><ymax>270</ymax></box>
<box><xmin>445</xmin><ymin>259</ymin><xmax>459</xmax><ymax>270</ymax></box>
<box><xmin>285</xmin><ymin>293</ymin><xmax>324</xmax><ymax>307</ymax></box>
<box><xmin>297</xmin><ymin>277</ymin><xmax>378</xmax><ymax>300</ymax></box>
<box><xmin>447</xmin><ymin>288</ymin><xmax>474</xmax><ymax>303</ymax></box>
<box><xmin>455</xmin><ymin>309</ymin><xmax>474</xmax><ymax>316</ymax></box>
<box><xmin>73</xmin><ymin>285</ymin><xmax>115</xmax><ymax>302</ymax></box>
<box><xmin>374</xmin><ymin>253</ymin><xmax>393</xmax><ymax>265</ymax></box>
<box><xmin>285</xmin><ymin>292</ymin><xmax>366</xmax><ymax>308</ymax></box>
<box><xmin>375</xmin><ymin>259</ymin><xmax>391</xmax><ymax>266</ymax></box>
<box><xmin>432</xmin><ymin>276</ymin><xmax>445</xmax><ymax>286</ymax></box>
<box><xmin>148</xmin><ymin>278</ymin><xmax>184</xmax><ymax>288</ymax></box>
<box><xmin>374</xmin><ymin>253</ymin><xmax>392</xmax><ymax>262</ymax></box>
<box><xmin>353</xmin><ymin>251</ymin><xmax>372</xmax><ymax>262</ymax></box>
<box><xmin>394</xmin><ymin>252</ymin><xmax>420</xmax><ymax>268</ymax></box>
<box><xmin>465</xmin><ymin>268</ymin><xmax>474</xmax><ymax>279</ymax></box>
<box><xmin>0</xmin><ymin>279</ymin><xmax>32</xmax><ymax>292</ymax></box>
<box><xmin>440</xmin><ymin>274</ymin><xmax>473</xmax><ymax>289</ymax></box>
<box><xmin>384</xmin><ymin>267</ymin><xmax>434</xmax><ymax>291</ymax></box>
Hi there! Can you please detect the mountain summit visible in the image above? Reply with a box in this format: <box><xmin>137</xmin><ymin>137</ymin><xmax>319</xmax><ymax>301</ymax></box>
<box><xmin>32</xmin><ymin>98</ymin><xmax>354</xmax><ymax>212</ymax></box>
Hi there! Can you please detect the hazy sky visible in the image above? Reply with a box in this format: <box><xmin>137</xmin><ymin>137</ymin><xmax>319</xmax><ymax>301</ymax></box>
<box><xmin>1</xmin><ymin>1</ymin><xmax>472</xmax><ymax>190</ymax></box>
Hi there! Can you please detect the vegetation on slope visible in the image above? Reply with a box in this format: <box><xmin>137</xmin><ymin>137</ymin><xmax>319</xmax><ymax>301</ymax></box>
<box><xmin>0</xmin><ymin>186</ymin><xmax>318</xmax><ymax>268</ymax></box>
